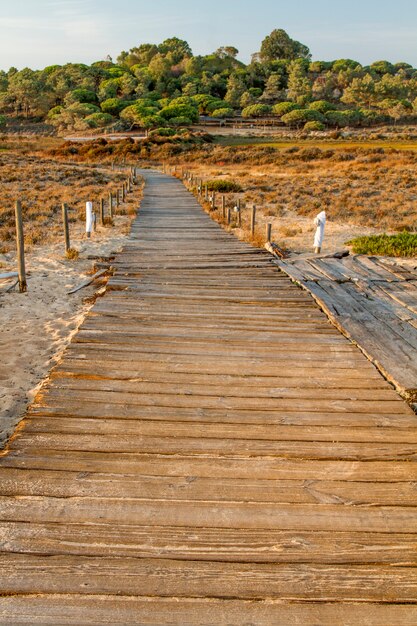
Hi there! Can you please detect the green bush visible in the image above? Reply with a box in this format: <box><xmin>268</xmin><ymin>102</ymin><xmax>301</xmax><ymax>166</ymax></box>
<box><xmin>101</xmin><ymin>98</ymin><xmax>135</xmax><ymax>116</ymax></box>
<box><xmin>150</xmin><ymin>127</ymin><xmax>177</xmax><ymax>137</ymax></box>
<box><xmin>304</xmin><ymin>121</ymin><xmax>325</xmax><ymax>131</ymax></box>
<box><xmin>85</xmin><ymin>112</ymin><xmax>113</xmax><ymax>128</ymax></box>
<box><xmin>308</xmin><ymin>100</ymin><xmax>336</xmax><ymax>113</ymax></box>
<box><xmin>241</xmin><ymin>104</ymin><xmax>272</xmax><ymax>118</ymax></box>
<box><xmin>281</xmin><ymin>108</ymin><xmax>324</xmax><ymax>127</ymax></box>
<box><xmin>206</xmin><ymin>179</ymin><xmax>243</xmax><ymax>192</ymax></box>
<box><xmin>272</xmin><ymin>102</ymin><xmax>300</xmax><ymax>117</ymax></box>
<box><xmin>346</xmin><ymin>232</ymin><xmax>417</xmax><ymax>257</ymax></box>
<box><xmin>169</xmin><ymin>116</ymin><xmax>193</xmax><ymax>126</ymax></box>
<box><xmin>211</xmin><ymin>107</ymin><xmax>234</xmax><ymax>118</ymax></box>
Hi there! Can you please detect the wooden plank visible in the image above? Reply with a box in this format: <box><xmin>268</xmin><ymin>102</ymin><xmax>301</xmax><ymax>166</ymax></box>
<box><xmin>22</xmin><ymin>416</ymin><xmax>417</xmax><ymax>441</ymax></box>
<box><xmin>1</xmin><ymin>521</ymin><xmax>416</xmax><ymax>563</ymax></box>
<box><xmin>1</xmin><ymin>468</ymin><xmax>416</xmax><ymax>506</ymax></box>
<box><xmin>2</xmin><ymin>453</ymin><xmax>415</xmax><ymax>482</ymax></box>
<box><xmin>1</xmin><ymin>554</ymin><xmax>416</xmax><ymax>600</ymax></box>
<box><xmin>1</xmin><ymin>596</ymin><xmax>416</xmax><ymax>626</ymax></box>
<box><xmin>28</xmin><ymin>404</ymin><xmax>417</xmax><ymax>427</ymax></box>
<box><xmin>10</xmin><ymin>432</ymin><xmax>417</xmax><ymax>461</ymax></box>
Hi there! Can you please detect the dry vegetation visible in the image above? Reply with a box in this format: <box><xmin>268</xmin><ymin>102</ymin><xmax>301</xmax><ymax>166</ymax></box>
<box><xmin>0</xmin><ymin>136</ymin><xmax>138</xmax><ymax>255</ymax></box>
<box><xmin>164</xmin><ymin>142</ymin><xmax>417</xmax><ymax>253</ymax></box>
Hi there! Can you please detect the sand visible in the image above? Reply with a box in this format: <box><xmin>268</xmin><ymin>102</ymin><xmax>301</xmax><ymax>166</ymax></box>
<box><xmin>0</xmin><ymin>215</ymin><xmax>132</xmax><ymax>448</ymax></box>
<box><xmin>244</xmin><ymin>207</ymin><xmax>380</xmax><ymax>255</ymax></box>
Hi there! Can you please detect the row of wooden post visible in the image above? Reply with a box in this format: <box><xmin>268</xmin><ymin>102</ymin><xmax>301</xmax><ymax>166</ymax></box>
<box><xmin>13</xmin><ymin>167</ymin><xmax>138</xmax><ymax>293</ymax></box>
<box><xmin>176</xmin><ymin>168</ymin><xmax>273</xmax><ymax>245</ymax></box>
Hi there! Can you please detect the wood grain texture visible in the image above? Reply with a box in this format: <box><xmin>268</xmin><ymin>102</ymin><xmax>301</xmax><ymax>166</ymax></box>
<box><xmin>0</xmin><ymin>170</ymin><xmax>416</xmax><ymax>624</ymax></box>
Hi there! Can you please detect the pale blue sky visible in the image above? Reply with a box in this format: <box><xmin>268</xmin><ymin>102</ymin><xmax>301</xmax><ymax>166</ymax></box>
<box><xmin>0</xmin><ymin>0</ymin><xmax>416</xmax><ymax>70</ymax></box>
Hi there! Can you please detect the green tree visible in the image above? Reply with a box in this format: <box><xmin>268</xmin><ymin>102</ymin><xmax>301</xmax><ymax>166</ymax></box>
<box><xmin>158</xmin><ymin>38</ymin><xmax>192</xmax><ymax>64</ymax></box>
<box><xmin>287</xmin><ymin>59</ymin><xmax>312</xmax><ymax>105</ymax></box>
<box><xmin>260</xmin><ymin>73</ymin><xmax>284</xmax><ymax>103</ymax></box>
<box><xmin>224</xmin><ymin>73</ymin><xmax>246</xmax><ymax>108</ymax></box>
<box><xmin>7</xmin><ymin>68</ymin><xmax>47</xmax><ymax>117</ymax></box>
<box><xmin>259</xmin><ymin>29</ymin><xmax>311</xmax><ymax>62</ymax></box>
<box><xmin>341</xmin><ymin>74</ymin><xmax>376</xmax><ymax>108</ymax></box>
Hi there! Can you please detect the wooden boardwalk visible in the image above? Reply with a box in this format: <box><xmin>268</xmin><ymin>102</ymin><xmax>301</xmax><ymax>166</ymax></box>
<box><xmin>277</xmin><ymin>254</ymin><xmax>417</xmax><ymax>402</ymax></box>
<box><xmin>0</xmin><ymin>171</ymin><xmax>416</xmax><ymax>625</ymax></box>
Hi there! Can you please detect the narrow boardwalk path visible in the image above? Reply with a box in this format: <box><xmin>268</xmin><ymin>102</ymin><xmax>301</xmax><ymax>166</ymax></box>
<box><xmin>0</xmin><ymin>171</ymin><xmax>416</xmax><ymax>625</ymax></box>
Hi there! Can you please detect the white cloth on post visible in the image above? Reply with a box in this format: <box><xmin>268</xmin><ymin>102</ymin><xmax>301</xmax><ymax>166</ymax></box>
<box><xmin>86</xmin><ymin>201</ymin><xmax>94</xmax><ymax>234</ymax></box>
<box><xmin>314</xmin><ymin>210</ymin><xmax>326</xmax><ymax>248</ymax></box>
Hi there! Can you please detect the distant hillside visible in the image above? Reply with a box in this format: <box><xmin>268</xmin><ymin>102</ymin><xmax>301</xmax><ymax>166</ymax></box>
<box><xmin>0</xmin><ymin>29</ymin><xmax>417</xmax><ymax>133</ymax></box>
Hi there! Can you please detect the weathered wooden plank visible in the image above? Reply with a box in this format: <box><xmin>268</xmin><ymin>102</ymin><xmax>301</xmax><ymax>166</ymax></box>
<box><xmin>28</xmin><ymin>403</ymin><xmax>417</xmax><ymax>427</ymax></box>
<box><xmin>10</xmin><ymin>431</ymin><xmax>417</xmax><ymax>461</ymax></box>
<box><xmin>24</xmin><ymin>417</ymin><xmax>416</xmax><ymax>443</ymax></box>
<box><xmin>1</xmin><ymin>521</ymin><xmax>416</xmax><ymax>564</ymax></box>
<box><xmin>35</xmin><ymin>386</ymin><xmax>410</xmax><ymax>414</ymax></box>
<box><xmin>1</xmin><ymin>452</ymin><xmax>415</xmax><ymax>482</ymax></box>
<box><xmin>1</xmin><ymin>596</ymin><xmax>416</xmax><ymax>626</ymax></box>
<box><xmin>1</xmin><ymin>468</ymin><xmax>416</xmax><ymax>506</ymax></box>
<box><xmin>45</xmin><ymin>376</ymin><xmax>400</xmax><ymax>402</ymax></box>
<box><xmin>0</xmin><ymin>554</ymin><xmax>416</xmax><ymax>600</ymax></box>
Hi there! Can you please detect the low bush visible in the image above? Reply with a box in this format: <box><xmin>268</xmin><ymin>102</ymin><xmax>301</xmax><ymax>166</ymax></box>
<box><xmin>304</xmin><ymin>121</ymin><xmax>325</xmax><ymax>131</ymax></box>
<box><xmin>206</xmin><ymin>179</ymin><xmax>243</xmax><ymax>192</ymax></box>
<box><xmin>347</xmin><ymin>232</ymin><xmax>417</xmax><ymax>256</ymax></box>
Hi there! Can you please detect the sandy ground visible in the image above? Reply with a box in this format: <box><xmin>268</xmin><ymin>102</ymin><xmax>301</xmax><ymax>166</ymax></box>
<box><xmin>244</xmin><ymin>207</ymin><xmax>380</xmax><ymax>256</ymax></box>
<box><xmin>0</xmin><ymin>215</ymin><xmax>133</xmax><ymax>448</ymax></box>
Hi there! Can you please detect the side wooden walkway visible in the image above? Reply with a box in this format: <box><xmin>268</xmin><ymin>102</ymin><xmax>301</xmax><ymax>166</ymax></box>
<box><xmin>0</xmin><ymin>171</ymin><xmax>416</xmax><ymax>625</ymax></box>
<box><xmin>276</xmin><ymin>254</ymin><xmax>417</xmax><ymax>401</ymax></box>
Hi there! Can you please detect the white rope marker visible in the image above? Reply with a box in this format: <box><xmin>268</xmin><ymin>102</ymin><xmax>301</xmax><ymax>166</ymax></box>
<box><xmin>314</xmin><ymin>210</ymin><xmax>326</xmax><ymax>253</ymax></box>
<box><xmin>86</xmin><ymin>201</ymin><xmax>94</xmax><ymax>238</ymax></box>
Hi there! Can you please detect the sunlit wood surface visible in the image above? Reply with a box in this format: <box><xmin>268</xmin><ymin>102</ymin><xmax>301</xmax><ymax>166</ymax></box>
<box><xmin>0</xmin><ymin>171</ymin><xmax>416</xmax><ymax>625</ymax></box>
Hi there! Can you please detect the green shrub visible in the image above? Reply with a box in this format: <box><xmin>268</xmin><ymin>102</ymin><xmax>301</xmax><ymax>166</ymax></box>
<box><xmin>346</xmin><ymin>232</ymin><xmax>417</xmax><ymax>257</ymax></box>
<box><xmin>211</xmin><ymin>107</ymin><xmax>234</xmax><ymax>118</ymax></box>
<box><xmin>150</xmin><ymin>127</ymin><xmax>177</xmax><ymax>137</ymax></box>
<box><xmin>304</xmin><ymin>121</ymin><xmax>325</xmax><ymax>131</ymax></box>
<box><xmin>241</xmin><ymin>104</ymin><xmax>272</xmax><ymax>118</ymax></box>
<box><xmin>101</xmin><ymin>98</ymin><xmax>135</xmax><ymax>116</ymax></box>
<box><xmin>85</xmin><ymin>112</ymin><xmax>113</xmax><ymax>128</ymax></box>
<box><xmin>169</xmin><ymin>116</ymin><xmax>193</xmax><ymax>126</ymax></box>
<box><xmin>206</xmin><ymin>179</ymin><xmax>242</xmax><ymax>192</ymax></box>
<box><xmin>281</xmin><ymin>108</ymin><xmax>324</xmax><ymax>127</ymax></box>
<box><xmin>272</xmin><ymin>102</ymin><xmax>300</xmax><ymax>117</ymax></box>
<box><xmin>308</xmin><ymin>100</ymin><xmax>336</xmax><ymax>113</ymax></box>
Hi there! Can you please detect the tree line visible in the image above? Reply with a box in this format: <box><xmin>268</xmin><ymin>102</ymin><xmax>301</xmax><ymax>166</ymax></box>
<box><xmin>1</xmin><ymin>29</ymin><xmax>417</xmax><ymax>132</ymax></box>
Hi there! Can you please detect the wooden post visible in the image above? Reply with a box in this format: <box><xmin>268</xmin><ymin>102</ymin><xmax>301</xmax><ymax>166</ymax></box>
<box><xmin>205</xmin><ymin>184</ymin><xmax>208</xmax><ymax>201</ymax></box>
<box><xmin>100</xmin><ymin>198</ymin><xmax>105</xmax><ymax>225</ymax></box>
<box><xmin>237</xmin><ymin>199</ymin><xmax>241</xmax><ymax>227</ymax></box>
<box><xmin>15</xmin><ymin>200</ymin><xmax>27</xmax><ymax>293</ymax></box>
<box><xmin>62</xmin><ymin>203</ymin><xmax>70</xmax><ymax>253</ymax></box>
<box><xmin>211</xmin><ymin>192</ymin><xmax>216</xmax><ymax>209</ymax></box>
<box><xmin>109</xmin><ymin>192</ymin><xmax>113</xmax><ymax>218</ymax></box>
<box><xmin>127</xmin><ymin>178</ymin><xmax>131</xmax><ymax>193</ymax></box>
<box><xmin>227</xmin><ymin>207</ymin><xmax>231</xmax><ymax>225</ymax></box>
<box><xmin>122</xmin><ymin>185</ymin><xmax>126</xmax><ymax>203</ymax></box>
<box><xmin>266</xmin><ymin>223</ymin><xmax>272</xmax><ymax>243</ymax></box>
<box><xmin>251</xmin><ymin>205</ymin><xmax>256</xmax><ymax>237</ymax></box>
<box><xmin>116</xmin><ymin>189</ymin><xmax>120</xmax><ymax>207</ymax></box>
<box><xmin>222</xmin><ymin>195</ymin><xmax>225</xmax><ymax>213</ymax></box>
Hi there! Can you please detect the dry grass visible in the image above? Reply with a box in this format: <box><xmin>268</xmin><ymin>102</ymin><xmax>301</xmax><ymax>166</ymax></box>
<box><xmin>0</xmin><ymin>137</ymin><xmax>140</xmax><ymax>253</ymax></box>
<box><xmin>169</xmin><ymin>144</ymin><xmax>417</xmax><ymax>235</ymax></box>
